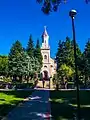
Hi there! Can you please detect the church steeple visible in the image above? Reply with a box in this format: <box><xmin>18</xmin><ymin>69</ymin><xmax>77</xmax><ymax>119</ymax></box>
<box><xmin>40</xmin><ymin>26</ymin><xmax>56</xmax><ymax>79</ymax></box>
<box><xmin>41</xmin><ymin>26</ymin><xmax>49</xmax><ymax>49</ymax></box>
<box><xmin>43</xmin><ymin>26</ymin><xmax>48</xmax><ymax>37</ymax></box>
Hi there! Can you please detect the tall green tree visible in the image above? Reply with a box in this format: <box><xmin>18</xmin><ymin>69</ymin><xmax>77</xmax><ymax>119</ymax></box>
<box><xmin>82</xmin><ymin>40</ymin><xmax>90</xmax><ymax>87</ymax></box>
<box><xmin>56</xmin><ymin>37</ymin><xmax>82</xmax><ymax>85</ymax></box>
<box><xmin>84</xmin><ymin>40</ymin><xmax>90</xmax><ymax>65</ymax></box>
<box><xmin>71</xmin><ymin>40</ymin><xmax>82</xmax><ymax>74</ymax></box>
<box><xmin>64</xmin><ymin>37</ymin><xmax>74</xmax><ymax>67</ymax></box>
<box><xmin>56</xmin><ymin>37</ymin><xmax>74</xmax><ymax>70</ymax></box>
<box><xmin>34</xmin><ymin>39</ymin><xmax>43</xmax><ymax>69</ymax></box>
<box><xmin>21</xmin><ymin>53</ymin><xmax>39</xmax><ymax>79</ymax></box>
<box><xmin>56</xmin><ymin>40</ymin><xmax>65</xmax><ymax>70</ymax></box>
<box><xmin>26</xmin><ymin>34</ymin><xmax>34</xmax><ymax>57</ymax></box>
<box><xmin>8</xmin><ymin>40</ymin><xmax>24</xmax><ymax>81</ymax></box>
<box><xmin>0</xmin><ymin>55</ymin><xmax>8</xmax><ymax>76</ymax></box>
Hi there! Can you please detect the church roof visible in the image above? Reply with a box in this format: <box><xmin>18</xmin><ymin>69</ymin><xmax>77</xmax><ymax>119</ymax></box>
<box><xmin>42</xmin><ymin>26</ymin><xmax>48</xmax><ymax>37</ymax></box>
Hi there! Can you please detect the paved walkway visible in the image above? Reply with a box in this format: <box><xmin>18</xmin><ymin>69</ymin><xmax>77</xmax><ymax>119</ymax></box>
<box><xmin>36</xmin><ymin>80</ymin><xmax>54</xmax><ymax>89</ymax></box>
<box><xmin>2</xmin><ymin>90</ymin><xmax>52</xmax><ymax>120</ymax></box>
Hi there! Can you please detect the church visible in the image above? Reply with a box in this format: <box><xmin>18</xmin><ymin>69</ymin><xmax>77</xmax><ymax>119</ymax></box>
<box><xmin>40</xmin><ymin>27</ymin><xmax>57</xmax><ymax>79</ymax></box>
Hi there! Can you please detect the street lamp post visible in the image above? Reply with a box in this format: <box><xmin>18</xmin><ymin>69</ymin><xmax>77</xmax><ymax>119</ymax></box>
<box><xmin>69</xmin><ymin>10</ymin><xmax>80</xmax><ymax>120</ymax></box>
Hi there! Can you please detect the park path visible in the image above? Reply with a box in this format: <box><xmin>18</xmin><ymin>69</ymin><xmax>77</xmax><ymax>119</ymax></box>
<box><xmin>2</xmin><ymin>90</ymin><xmax>52</xmax><ymax>120</ymax></box>
<box><xmin>36</xmin><ymin>80</ymin><xmax>54</xmax><ymax>89</ymax></box>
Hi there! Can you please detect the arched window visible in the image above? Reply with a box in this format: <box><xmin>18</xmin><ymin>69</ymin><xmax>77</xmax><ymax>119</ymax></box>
<box><xmin>51</xmin><ymin>65</ymin><xmax>53</xmax><ymax>68</ymax></box>
<box><xmin>44</xmin><ymin>66</ymin><xmax>47</xmax><ymax>68</ymax></box>
<box><xmin>44</xmin><ymin>55</ymin><xmax>47</xmax><ymax>59</ymax></box>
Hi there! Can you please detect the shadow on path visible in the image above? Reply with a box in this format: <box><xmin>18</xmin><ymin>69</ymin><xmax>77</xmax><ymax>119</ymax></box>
<box><xmin>2</xmin><ymin>90</ymin><xmax>52</xmax><ymax>120</ymax></box>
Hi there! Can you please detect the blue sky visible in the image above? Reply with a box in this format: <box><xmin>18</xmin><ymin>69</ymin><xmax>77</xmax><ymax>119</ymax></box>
<box><xmin>0</xmin><ymin>0</ymin><xmax>90</xmax><ymax>57</ymax></box>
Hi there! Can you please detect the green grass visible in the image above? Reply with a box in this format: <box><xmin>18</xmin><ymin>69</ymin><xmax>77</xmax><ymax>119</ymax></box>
<box><xmin>50</xmin><ymin>90</ymin><xmax>90</xmax><ymax>120</ymax></box>
<box><xmin>0</xmin><ymin>90</ymin><xmax>33</xmax><ymax>119</ymax></box>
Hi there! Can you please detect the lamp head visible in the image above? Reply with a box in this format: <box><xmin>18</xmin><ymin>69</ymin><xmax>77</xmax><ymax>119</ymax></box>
<box><xmin>69</xmin><ymin>9</ymin><xmax>77</xmax><ymax>18</ymax></box>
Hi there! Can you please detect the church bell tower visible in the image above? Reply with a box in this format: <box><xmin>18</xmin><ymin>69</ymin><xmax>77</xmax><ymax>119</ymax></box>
<box><xmin>41</xmin><ymin>26</ymin><xmax>50</xmax><ymax>78</ymax></box>
<box><xmin>41</xmin><ymin>26</ymin><xmax>50</xmax><ymax>49</ymax></box>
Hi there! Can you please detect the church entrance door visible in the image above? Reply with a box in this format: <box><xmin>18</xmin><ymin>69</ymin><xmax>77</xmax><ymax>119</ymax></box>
<box><xmin>43</xmin><ymin>71</ymin><xmax>48</xmax><ymax>80</ymax></box>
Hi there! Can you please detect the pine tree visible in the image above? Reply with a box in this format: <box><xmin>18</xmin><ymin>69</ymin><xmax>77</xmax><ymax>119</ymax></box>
<box><xmin>26</xmin><ymin>34</ymin><xmax>34</xmax><ymax>58</ymax></box>
<box><xmin>83</xmin><ymin>40</ymin><xmax>90</xmax><ymax>87</ymax></box>
<box><xmin>56</xmin><ymin>37</ymin><xmax>74</xmax><ymax>70</ymax></box>
<box><xmin>56</xmin><ymin>40</ymin><xmax>65</xmax><ymax>70</ymax></box>
<box><xmin>71</xmin><ymin>40</ymin><xmax>82</xmax><ymax>71</ymax></box>
<box><xmin>34</xmin><ymin>39</ymin><xmax>43</xmax><ymax>69</ymax></box>
<box><xmin>56</xmin><ymin>37</ymin><xmax>83</xmax><ymax>85</ymax></box>
<box><xmin>84</xmin><ymin>40</ymin><xmax>90</xmax><ymax>65</ymax></box>
<box><xmin>76</xmin><ymin>44</ymin><xmax>82</xmax><ymax>75</ymax></box>
<box><xmin>8</xmin><ymin>40</ymin><xmax>24</xmax><ymax>82</ymax></box>
<box><xmin>64</xmin><ymin>37</ymin><xmax>74</xmax><ymax>67</ymax></box>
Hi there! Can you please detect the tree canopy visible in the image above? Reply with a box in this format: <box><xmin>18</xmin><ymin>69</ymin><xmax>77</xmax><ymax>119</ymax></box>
<box><xmin>37</xmin><ymin>0</ymin><xmax>90</xmax><ymax>14</ymax></box>
<box><xmin>8</xmin><ymin>40</ymin><xmax>25</xmax><ymax>77</ymax></box>
<box><xmin>26</xmin><ymin>34</ymin><xmax>34</xmax><ymax>57</ymax></box>
<box><xmin>0</xmin><ymin>55</ymin><xmax>8</xmax><ymax>76</ymax></box>
<box><xmin>34</xmin><ymin>39</ymin><xmax>43</xmax><ymax>69</ymax></box>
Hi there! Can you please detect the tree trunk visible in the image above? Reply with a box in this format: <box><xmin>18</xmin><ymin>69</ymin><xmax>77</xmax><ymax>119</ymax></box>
<box><xmin>19</xmin><ymin>75</ymin><xmax>22</xmax><ymax>83</ymax></box>
<box><xmin>56</xmin><ymin>83</ymin><xmax>59</xmax><ymax>90</ymax></box>
<box><xmin>13</xmin><ymin>74</ymin><xmax>17</xmax><ymax>82</ymax></box>
<box><xmin>85</xmin><ymin>75</ymin><xmax>87</xmax><ymax>88</ymax></box>
<box><xmin>27</xmin><ymin>76</ymin><xmax>29</xmax><ymax>84</ymax></box>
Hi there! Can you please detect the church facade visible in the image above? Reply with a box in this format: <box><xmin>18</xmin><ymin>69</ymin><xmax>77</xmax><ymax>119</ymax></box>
<box><xmin>40</xmin><ymin>27</ymin><xmax>57</xmax><ymax>79</ymax></box>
